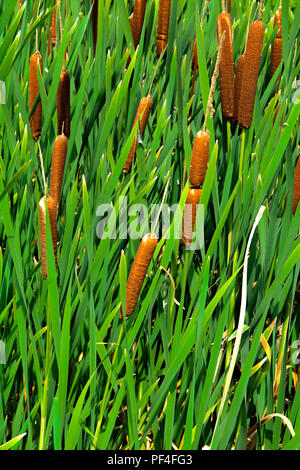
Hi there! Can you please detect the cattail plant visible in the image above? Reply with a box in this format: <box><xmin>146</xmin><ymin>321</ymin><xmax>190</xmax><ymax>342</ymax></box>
<box><xmin>271</xmin><ymin>7</ymin><xmax>282</xmax><ymax>78</ymax></box>
<box><xmin>130</xmin><ymin>0</ymin><xmax>147</xmax><ymax>49</ymax></box>
<box><xmin>292</xmin><ymin>157</ymin><xmax>300</xmax><ymax>214</ymax></box>
<box><xmin>217</xmin><ymin>12</ymin><xmax>235</xmax><ymax>120</ymax></box>
<box><xmin>49</xmin><ymin>134</ymin><xmax>68</xmax><ymax>211</ymax></box>
<box><xmin>39</xmin><ymin>196</ymin><xmax>58</xmax><ymax>279</ymax></box>
<box><xmin>227</xmin><ymin>0</ymin><xmax>231</xmax><ymax>12</ymax></box>
<box><xmin>57</xmin><ymin>66</ymin><xmax>70</xmax><ymax>138</ymax></box>
<box><xmin>182</xmin><ymin>188</ymin><xmax>202</xmax><ymax>246</ymax></box>
<box><xmin>157</xmin><ymin>0</ymin><xmax>171</xmax><ymax>56</ymax></box>
<box><xmin>189</xmin><ymin>130</ymin><xmax>210</xmax><ymax>188</ymax></box>
<box><xmin>29</xmin><ymin>51</ymin><xmax>43</xmax><ymax>140</ymax></box>
<box><xmin>237</xmin><ymin>20</ymin><xmax>264</xmax><ymax>128</ymax></box>
<box><xmin>233</xmin><ymin>54</ymin><xmax>246</xmax><ymax>126</ymax></box>
<box><xmin>91</xmin><ymin>0</ymin><xmax>98</xmax><ymax>52</ymax></box>
<box><xmin>123</xmin><ymin>95</ymin><xmax>152</xmax><ymax>174</ymax></box>
<box><xmin>120</xmin><ymin>233</ymin><xmax>158</xmax><ymax>318</ymax></box>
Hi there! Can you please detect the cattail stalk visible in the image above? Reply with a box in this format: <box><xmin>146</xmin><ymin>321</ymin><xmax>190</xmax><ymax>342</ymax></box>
<box><xmin>29</xmin><ymin>51</ymin><xmax>43</xmax><ymax>140</ymax></box>
<box><xmin>123</xmin><ymin>95</ymin><xmax>152</xmax><ymax>174</ymax></box>
<box><xmin>39</xmin><ymin>196</ymin><xmax>58</xmax><ymax>279</ymax></box>
<box><xmin>292</xmin><ymin>158</ymin><xmax>300</xmax><ymax>214</ymax></box>
<box><xmin>120</xmin><ymin>233</ymin><xmax>158</xmax><ymax>318</ymax></box>
<box><xmin>189</xmin><ymin>130</ymin><xmax>210</xmax><ymax>188</ymax></box>
<box><xmin>130</xmin><ymin>0</ymin><xmax>147</xmax><ymax>49</ymax></box>
<box><xmin>217</xmin><ymin>13</ymin><xmax>235</xmax><ymax>120</ymax></box>
<box><xmin>182</xmin><ymin>188</ymin><xmax>202</xmax><ymax>246</ymax></box>
<box><xmin>157</xmin><ymin>0</ymin><xmax>171</xmax><ymax>56</ymax></box>
<box><xmin>238</xmin><ymin>21</ymin><xmax>264</xmax><ymax>129</ymax></box>
<box><xmin>49</xmin><ymin>135</ymin><xmax>68</xmax><ymax>212</ymax></box>
<box><xmin>57</xmin><ymin>66</ymin><xmax>70</xmax><ymax>138</ymax></box>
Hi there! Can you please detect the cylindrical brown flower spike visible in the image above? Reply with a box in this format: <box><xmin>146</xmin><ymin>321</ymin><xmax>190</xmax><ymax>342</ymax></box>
<box><xmin>123</xmin><ymin>95</ymin><xmax>152</xmax><ymax>174</ymax></box>
<box><xmin>157</xmin><ymin>0</ymin><xmax>171</xmax><ymax>56</ymax></box>
<box><xmin>227</xmin><ymin>0</ymin><xmax>232</xmax><ymax>12</ymax></box>
<box><xmin>57</xmin><ymin>66</ymin><xmax>70</xmax><ymax>138</ymax></box>
<box><xmin>130</xmin><ymin>0</ymin><xmax>147</xmax><ymax>49</ymax></box>
<box><xmin>217</xmin><ymin>13</ymin><xmax>235</xmax><ymax>120</ymax></box>
<box><xmin>39</xmin><ymin>196</ymin><xmax>58</xmax><ymax>279</ymax></box>
<box><xmin>292</xmin><ymin>157</ymin><xmax>300</xmax><ymax>214</ymax></box>
<box><xmin>238</xmin><ymin>21</ymin><xmax>264</xmax><ymax>129</ymax></box>
<box><xmin>233</xmin><ymin>54</ymin><xmax>246</xmax><ymax>126</ymax></box>
<box><xmin>50</xmin><ymin>5</ymin><xmax>57</xmax><ymax>47</ymax></box>
<box><xmin>120</xmin><ymin>233</ymin><xmax>158</xmax><ymax>318</ymax></box>
<box><xmin>189</xmin><ymin>130</ymin><xmax>210</xmax><ymax>188</ymax></box>
<box><xmin>182</xmin><ymin>188</ymin><xmax>202</xmax><ymax>246</ymax></box>
<box><xmin>49</xmin><ymin>134</ymin><xmax>68</xmax><ymax>211</ymax></box>
<box><xmin>271</xmin><ymin>8</ymin><xmax>282</xmax><ymax>78</ymax></box>
<box><xmin>29</xmin><ymin>51</ymin><xmax>43</xmax><ymax>140</ymax></box>
<box><xmin>274</xmin><ymin>7</ymin><xmax>282</xmax><ymax>38</ymax></box>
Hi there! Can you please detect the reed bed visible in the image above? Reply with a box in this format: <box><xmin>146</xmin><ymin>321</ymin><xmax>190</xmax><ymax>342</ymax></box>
<box><xmin>0</xmin><ymin>0</ymin><xmax>299</xmax><ymax>453</ymax></box>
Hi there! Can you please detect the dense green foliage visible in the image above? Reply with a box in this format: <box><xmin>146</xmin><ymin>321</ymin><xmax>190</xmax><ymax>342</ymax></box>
<box><xmin>0</xmin><ymin>0</ymin><xmax>299</xmax><ymax>450</ymax></box>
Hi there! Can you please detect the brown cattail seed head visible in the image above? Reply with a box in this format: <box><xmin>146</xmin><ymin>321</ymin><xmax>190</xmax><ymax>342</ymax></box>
<box><xmin>227</xmin><ymin>0</ymin><xmax>232</xmax><ymax>12</ymax></box>
<box><xmin>49</xmin><ymin>135</ymin><xmax>68</xmax><ymax>211</ymax></box>
<box><xmin>271</xmin><ymin>38</ymin><xmax>282</xmax><ymax>78</ymax></box>
<box><xmin>91</xmin><ymin>0</ymin><xmax>98</xmax><ymax>52</ymax></box>
<box><xmin>192</xmin><ymin>38</ymin><xmax>198</xmax><ymax>71</ymax></box>
<box><xmin>120</xmin><ymin>233</ymin><xmax>158</xmax><ymax>318</ymax></box>
<box><xmin>130</xmin><ymin>0</ymin><xmax>147</xmax><ymax>49</ymax></box>
<box><xmin>157</xmin><ymin>0</ymin><xmax>171</xmax><ymax>56</ymax></box>
<box><xmin>50</xmin><ymin>7</ymin><xmax>57</xmax><ymax>46</ymax></box>
<box><xmin>217</xmin><ymin>13</ymin><xmax>235</xmax><ymax>120</ymax></box>
<box><xmin>29</xmin><ymin>51</ymin><xmax>43</xmax><ymax>140</ymax></box>
<box><xmin>292</xmin><ymin>157</ymin><xmax>300</xmax><ymax>214</ymax></box>
<box><xmin>182</xmin><ymin>188</ymin><xmax>202</xmax><ymax>246</ymax></box>
<box><xmin>274</xmin><ymin>7</ymin><xmax>282</xmax><ymax>38</ymax></box>
<box><xmin>39</xmin><ymin>196</ymin><xmax>58</xmax><ymax>279</ymax></box>
<box><xmin>123</xmin><ymin>96</ymin><xmax>152</xmax><ymax>174</ymax></box>
<box><xmin>233</xmin><ymin>54</ymin><xmax>246</xmax><ymax>125</ymax></box>
<box><xmin>189</xmin><ymin>130</ymin><xmax>210</xmax><ymax>188</ymax></box>
<box><xmin>57</xmin><ymin>67</ymin><xmax>70</xmax><ymax>138</ymax></box>
<box><xmin>238</xmin><ymin>21</ymin><xmax>264</xmax><ymax>129</ymax></box>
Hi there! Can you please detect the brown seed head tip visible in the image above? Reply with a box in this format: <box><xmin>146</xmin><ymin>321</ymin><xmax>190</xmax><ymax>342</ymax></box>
<box><xmin>217</xmin><ymin>13</ymin><xmax>234</xmax><ymax>119</ymax></box>
<box><xmin>292</xmin><ymin>158</ymin><xmax>300</xmax><ymax>214</ymax></box>
<box><xmin>189</xmin><ymin>130</ymin><xmax>210</xmax><ymax>188</ymax></box>
<box><xmin>122</xmin><ymin>233</ymin><xmax>158</xmax><ymax>318</ymax></box>
<box><xmin>182</xmin><ymin>188</ymin><xmax>202</xmax><ymax>246</ymax></box>
<box><xmin>29</xmin><ymin>52</ymin><xmax>43</xmax><ymax>140</ymax></box>
<box><xmin>39</xmin><ymin>196</ymin><xmax>58</xmax><ymax>279</ymax></box>
<box><xmin>238</xmin><ymin>21</ymin><xmax>264</xmax><ymax>129</ymax></box>
<box><xmin>49</xmin><ymin>135</ymin><xmax>68</xmax><ymax>211</ymax></box>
